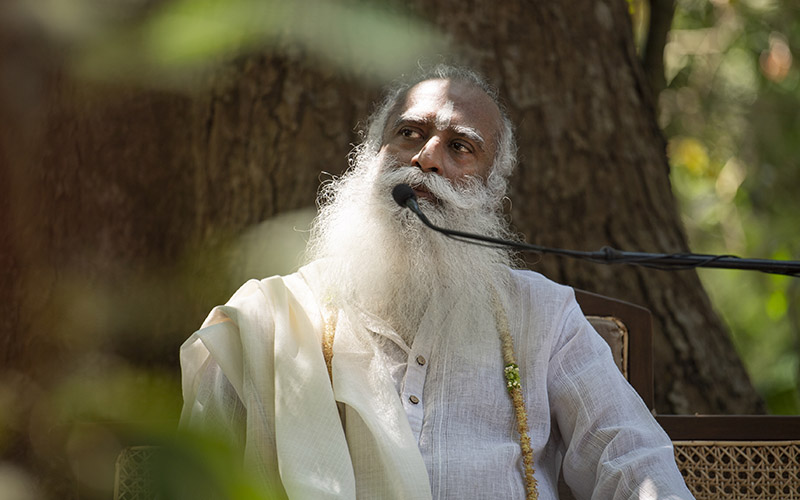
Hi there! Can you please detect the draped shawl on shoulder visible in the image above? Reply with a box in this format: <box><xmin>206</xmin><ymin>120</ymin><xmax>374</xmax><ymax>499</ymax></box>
<box><xmin>179</xmin><ymin>267</ymin><xmax>432</xmax><ymax>499</ymax></box>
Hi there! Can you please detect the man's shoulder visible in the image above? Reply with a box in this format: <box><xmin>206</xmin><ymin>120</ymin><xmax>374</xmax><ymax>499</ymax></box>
<box><xmin>217</xmin><ymin>265</ymin><xmax>321</xmax><ymax>318</ymax></box>
<box><xmin>503</xmin><ymin>267</ymin><xmax>581</xmax><ymax>318</ymax></box>
<box><xmin>508</xmin><ymin>267</ymin><xmax>574</xmax><ymax>296</ymax></box>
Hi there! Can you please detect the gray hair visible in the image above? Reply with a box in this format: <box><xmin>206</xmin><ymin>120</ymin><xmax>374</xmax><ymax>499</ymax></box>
<box><xmin>360</xmin><ymin>64</ymin><xmax>517</xmax><ymax>199</ymax></box>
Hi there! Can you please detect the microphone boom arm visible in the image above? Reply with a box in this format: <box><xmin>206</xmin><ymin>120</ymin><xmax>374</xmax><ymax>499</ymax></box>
<box><xmin>392</xmin><ymin>183</ymin><xmax>800</xmax><ymax>277</ymax></box>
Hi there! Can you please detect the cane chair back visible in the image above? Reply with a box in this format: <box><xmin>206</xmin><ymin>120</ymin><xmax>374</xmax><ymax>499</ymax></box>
<box><xmin>114</xmin><ymin>446</ymin><xmax>157</xmax><ymax>500</ymax></box>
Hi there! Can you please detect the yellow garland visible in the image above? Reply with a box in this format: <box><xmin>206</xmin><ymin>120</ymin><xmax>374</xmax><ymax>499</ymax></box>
<box><xmin>492</xmin><ymin>292</ymin><xmax>539</xmax><ymax>500</ymax></box>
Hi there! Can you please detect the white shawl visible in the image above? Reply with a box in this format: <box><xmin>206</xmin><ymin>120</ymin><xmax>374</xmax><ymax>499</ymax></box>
<box><xmin>179</xmin><ymin>270</ymin><xmax>433</xmax><ymax>499</ymax></box>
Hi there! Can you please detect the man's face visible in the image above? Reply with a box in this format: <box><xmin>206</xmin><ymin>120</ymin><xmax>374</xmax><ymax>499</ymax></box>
<box><xmin>379</xmin><ymin>79</ymin><xmax>502</xmax><ymax>203</ymax></box>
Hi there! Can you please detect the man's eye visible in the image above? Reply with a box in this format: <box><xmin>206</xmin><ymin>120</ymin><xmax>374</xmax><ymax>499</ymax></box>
<box><xmin>399</xmin><ymin>128</ymin><xmax>421</xmax><ymax>139</ymax></box>
<box><xmin>452</xmin><ymin>141</ymin><xmax>472</xmax><ymax>153</ymax></box>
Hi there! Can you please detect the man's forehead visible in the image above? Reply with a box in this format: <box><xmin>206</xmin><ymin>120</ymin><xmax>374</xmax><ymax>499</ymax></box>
<box><xmin>433</xmin><ymin>100</ymin><xmax>455</xmax><ymax>131</ymax></box>
<box><xmin>390</xmin><ymin>79</ymin><xmax>502</xmax><ymax>141</ymax></box>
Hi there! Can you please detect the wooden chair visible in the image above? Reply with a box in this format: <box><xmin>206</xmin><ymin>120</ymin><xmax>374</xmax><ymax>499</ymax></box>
<box><xmin>116</xmin><ymin>290</ymin><xmax>800</xmax><ymax>499</ymax></box>
<box><xmin>576</xmin><ymin>289</ymin><xmax>800</xmax><ymax>500</ymax></box>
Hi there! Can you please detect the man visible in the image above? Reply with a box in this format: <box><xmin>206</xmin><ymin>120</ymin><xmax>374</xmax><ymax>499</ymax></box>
<box><xmin>180</xmin><ymin>65</ymin><xmax>694</xmax><ymax>499</ymax></box>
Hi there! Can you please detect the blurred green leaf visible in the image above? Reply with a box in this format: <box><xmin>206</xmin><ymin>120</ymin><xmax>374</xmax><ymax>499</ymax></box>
<box><xmin>766</xmin><ymin>289</ymin><xmax>788</xmax><ymax>321</ymax></box>
<box><xmin>52</xmin><ymin>0</ymin><xmax>447</xmax><ymax>89</ymax></box>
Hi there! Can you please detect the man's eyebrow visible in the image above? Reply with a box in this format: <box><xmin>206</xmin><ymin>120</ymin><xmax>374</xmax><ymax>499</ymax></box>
<box><xmin>393</xmin><ymin>113</ymin><xmax>427</xmax><ymax>128</ymax></box>
<box><xmin>451</xmin><ymin>125</ymin><xmax>486</xmax><ymax>152</ymax></box>
<box><xmin>392</xmin><ymin>113</ymin><xmax>487</xmax><ymax>152</ymax></box>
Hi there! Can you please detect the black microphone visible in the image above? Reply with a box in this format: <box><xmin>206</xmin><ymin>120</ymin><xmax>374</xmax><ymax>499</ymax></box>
<box><xmin>390</xmin><ymin>183</ymin><xmax>800</xmax><ymax>276</ymax></box>
<box><xmin>391</xmin><ymin>183</ymin><xmax>438</xmax><ymax>228</ymax></box>
<box><xmin>391</xmin><ymin>183</ymin><xmax>419</xmax><ymax>211</ymax></box>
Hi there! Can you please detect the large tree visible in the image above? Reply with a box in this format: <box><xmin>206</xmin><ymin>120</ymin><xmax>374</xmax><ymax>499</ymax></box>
<box><xmin>0</xmin><ymin>0</ymin><xmax>763</xmax><ymax>497</ymax></box>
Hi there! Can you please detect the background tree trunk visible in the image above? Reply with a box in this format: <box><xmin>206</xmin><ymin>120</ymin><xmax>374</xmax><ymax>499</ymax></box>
<box><xmin>0</xmin><ymin>0</ymin><xmax>763</xmax><ymax>497</ymax></box>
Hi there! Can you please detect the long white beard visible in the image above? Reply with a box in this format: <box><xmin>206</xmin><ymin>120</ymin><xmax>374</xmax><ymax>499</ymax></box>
<box><xmin>305</xmin><ymin>149</ymin><xmax>518</xmax><ymax>342</ymax></box>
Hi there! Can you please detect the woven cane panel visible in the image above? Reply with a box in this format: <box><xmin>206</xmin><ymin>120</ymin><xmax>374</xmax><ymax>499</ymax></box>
<box><xmin>673</xmin><ymin>440</ymin><xmax>800</xmax><ymax>499</ymax></box>
<box><xmin>586</xmin><ymin>316</ymin><xmax>628</xmax><ymax>379</ymax></box>
<box><xmin>114</xmin><ymin>446</ymin><xmax>157</xmax><ymax>500</ymax></box>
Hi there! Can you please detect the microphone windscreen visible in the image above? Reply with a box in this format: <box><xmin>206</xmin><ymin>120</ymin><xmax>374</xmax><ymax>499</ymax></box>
<box><xmin>391</xmin><ymin>183</ymin><xmax>417</xmax><ymax>207</ymax></box>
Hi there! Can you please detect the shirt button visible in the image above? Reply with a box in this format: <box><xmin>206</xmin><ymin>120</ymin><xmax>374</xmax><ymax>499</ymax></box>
<box><xmin>416</xmin><ymin>355</ymin><xmax>426</xmax><ymax>366</ymax></box>
<box><xmin>409</xmin><ymin>395</ymin><xmax>420</xmax><ymax>405</ymax></box>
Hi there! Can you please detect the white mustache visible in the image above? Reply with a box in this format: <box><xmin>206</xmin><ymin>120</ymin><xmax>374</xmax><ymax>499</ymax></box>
<box><xmin>377</xmin><ymin>164</ymin><xmax>488</xmax><ymax>211</ymax></box>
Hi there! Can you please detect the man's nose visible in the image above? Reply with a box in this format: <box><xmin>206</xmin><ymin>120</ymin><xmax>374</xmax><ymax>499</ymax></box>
<box><xmin>411</xmin><ymin>137</ymin><xmax>444</xmax><ymax>175</ymax></box>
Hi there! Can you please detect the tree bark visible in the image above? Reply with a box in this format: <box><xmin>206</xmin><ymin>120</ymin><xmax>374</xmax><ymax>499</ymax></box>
<box><xmin>0</xmin><ymin>0</ymin><xmax>764</xmax><ymax>496</ymax></box>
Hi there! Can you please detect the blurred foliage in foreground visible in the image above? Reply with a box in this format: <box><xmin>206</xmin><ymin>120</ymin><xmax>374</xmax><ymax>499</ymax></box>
<box><xmin>9</xmin><ymin>0</ymin><xmax>444</xmax><ymax>90</ymax></box>
<box><xmin>2</xmin><ymin>0</ymin><xmax>798</xmax><ymax>498</ymax></box>
<box><xmin>1</xmin><ymin>0</ymin><xmax>442</xmax><ymax>497</ymax></box>
<box><xmin>0</xmin><ymin>210</ymin><xmax>312</xmax><ymax>499</ymax></box>
<box><xmin>661</xmin><ymin>0</ymin><xmax>800</xmax><ymax>414</ymax></box>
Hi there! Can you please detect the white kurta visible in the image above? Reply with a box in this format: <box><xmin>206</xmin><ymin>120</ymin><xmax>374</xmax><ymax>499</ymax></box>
<box><xmin>180</xmin><ymin>264</ymin><xmax>695</xmax><ymax>499</ymax></box>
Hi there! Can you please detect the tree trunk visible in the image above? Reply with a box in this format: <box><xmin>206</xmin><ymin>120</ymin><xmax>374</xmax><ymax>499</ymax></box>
<box><xmin>0</xmin><ymin>0</ymin><xmax>763</xmax><ymax>496</ymax></box>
